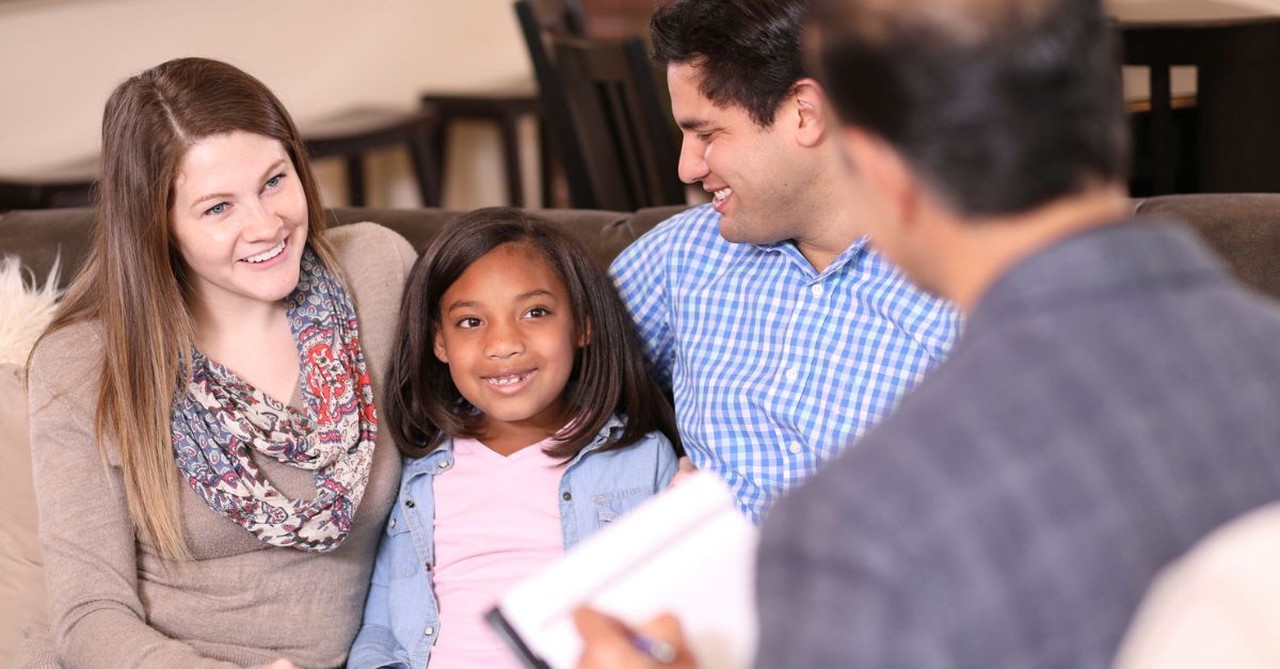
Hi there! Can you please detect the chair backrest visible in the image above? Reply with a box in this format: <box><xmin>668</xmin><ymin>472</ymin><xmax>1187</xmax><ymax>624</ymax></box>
<box><xmin>514</xmin><ymin>0</ymin><xmax>595</xmax><ymax>207</ymax></box>
<box><xmin>523</xmin><ymin>0</ymin><xmax>587</xmax><ymax>37</ymax></box>
<box><xmin>549</xmin><ymin>34</ymin><xmax>686</xmax><ymax>211</ymax></box>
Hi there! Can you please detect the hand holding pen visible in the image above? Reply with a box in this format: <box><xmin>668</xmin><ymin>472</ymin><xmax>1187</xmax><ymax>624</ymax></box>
<box><xmin>572</xmin><ymin>606</ymin><xmax>696</xmax><ymax>669</ymax></box>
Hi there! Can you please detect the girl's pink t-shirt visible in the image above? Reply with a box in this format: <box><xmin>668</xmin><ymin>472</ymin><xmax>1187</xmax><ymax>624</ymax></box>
<box><xmin>429</xmin><ymin>435</ymin><xmax>566</xmax><ymax>669</ymax></box>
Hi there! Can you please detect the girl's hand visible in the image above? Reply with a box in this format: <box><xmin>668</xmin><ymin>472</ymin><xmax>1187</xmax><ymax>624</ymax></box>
<box><xmin>573</xmin><ymin>606</ymin><xmax>696</xmax><ymax>669</ymax></box>
<box><xmin>668</xmin><ymin>456</ymin><xmax>698</xmax><ymax>487</ymax></box>
<box><xmin>253</xmin><ymin>660</ymin><xmax>300</xmax><ymax>669</ymax></box>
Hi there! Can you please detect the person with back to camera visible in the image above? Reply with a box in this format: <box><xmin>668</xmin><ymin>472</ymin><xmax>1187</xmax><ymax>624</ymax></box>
<box><xmin>347</xmin><ymin>207</ymin><xmax>681</xmax><ymax>669</ymax></box>
<box><xmin>22</xmin><ymin>57</ymin><xmax>416</xmax><ymax>669</ymax></box>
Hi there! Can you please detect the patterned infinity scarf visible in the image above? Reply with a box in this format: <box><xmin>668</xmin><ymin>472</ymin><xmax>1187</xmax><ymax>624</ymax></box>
<box><xmin>171</xmin><ymin>248</ymin><xmax>376</xmax><ymax>552</ymax></box>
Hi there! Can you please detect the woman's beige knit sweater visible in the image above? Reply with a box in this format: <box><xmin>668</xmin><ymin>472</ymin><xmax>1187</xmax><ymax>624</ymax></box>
<box><xmin>24</xmin><ymin>223</ymin><xmax>415</xmax><ymax>669</ymax></box>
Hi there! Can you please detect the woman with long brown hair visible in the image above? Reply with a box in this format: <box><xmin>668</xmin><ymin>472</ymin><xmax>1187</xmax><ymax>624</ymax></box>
<box><xmin>23</xmin><ymin>57</ymin><xmax>415</xmax><ymax>668</ymax></box>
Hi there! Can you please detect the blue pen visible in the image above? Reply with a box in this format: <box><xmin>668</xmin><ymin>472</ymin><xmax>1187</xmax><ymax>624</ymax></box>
<box><xmin>629</xmin><ymin>631</ymin><xmax>677</xmax><ymax>664</ymax></box>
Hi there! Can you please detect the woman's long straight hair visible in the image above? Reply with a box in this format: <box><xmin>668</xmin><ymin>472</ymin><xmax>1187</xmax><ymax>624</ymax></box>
<box><xmin>35</xmin><ymin>58</ymin><xmax>335</xmax><ymax>561</ymax></box>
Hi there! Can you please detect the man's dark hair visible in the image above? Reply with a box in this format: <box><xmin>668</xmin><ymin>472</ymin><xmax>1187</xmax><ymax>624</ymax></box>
<box><xmin>651</xmin><ymin>0</ymin><xmax>807</xmax><ymax>126</ymax></box>
<box><xmin>808</xmin><ymin>0</ymin><xmax>1130</xmax><ymax>216</ymax></box>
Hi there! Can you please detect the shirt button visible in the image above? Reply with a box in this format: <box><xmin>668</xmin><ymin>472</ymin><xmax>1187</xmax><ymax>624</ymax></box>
<box><xmin>424</xmin><ymin>561</ymin><xmax>433</xmax><ymax>571</ymax></box>
<box><xmin>388</xmin><ymin>518</ymin><xmax>397</xmax><ymax>528</ymax></box>
<box><xmin>562</xmin><ymin>491</ymin><xmax>572</xmax><ymax>501</ymax></box>
<box><xmin>785</xmin><ymin>368</ymin><xmax>799</xmax><ymax>382</ymax></box>
<box><xmin>788</xmin><ymin>441</ymin><xmax>803</xmax><ymax>454</ymax></box>
<box><xmin>811</xmin><ymin>284</ymin><xmax>825</xmax><ymax>297</ymax></box>
<box><xmin>437</xmin><ymin>461</ymin><xmax>449</xmax><ymax>469</ymax></box>
<box><xmin>404</xmin><ymin>500</ymin><xmax>415</xmax><ymax>508</ymax></box>
<box><xmin>423</xmin><ymin>626</ymin><xmax>435</xmax><ymax>636</ymax></box>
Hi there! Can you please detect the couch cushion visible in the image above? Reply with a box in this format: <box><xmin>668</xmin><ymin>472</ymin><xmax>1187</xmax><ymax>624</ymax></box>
<box><xmin>0</xmin><ymin>363</ymin><xmax>46</xmax><ymax>667</ymax></box>
<box><xmin>0</xmin><ymin>205</ymin><xmax>688</xmax><ymax>290</ymax></box>
<box><xmin>328</xmin><ymin>205</ymin><xmax>691</xmax><ymax>267</ymax></box>
<box><xmin>1135</xmin><ymin>194</ymin><xmax>1280</xmax><ymax>299</ymax></box>
<box><xmin>0</xmin><ymin>208</ymin><xmax>93</xmax><ymax>292</ymax></box>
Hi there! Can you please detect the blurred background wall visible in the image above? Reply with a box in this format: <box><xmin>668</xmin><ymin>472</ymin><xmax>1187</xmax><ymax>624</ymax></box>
<box><xmin>0</xmin><ymin>0</ymin><xmax>537</xmax><ymax>209</ymax></box>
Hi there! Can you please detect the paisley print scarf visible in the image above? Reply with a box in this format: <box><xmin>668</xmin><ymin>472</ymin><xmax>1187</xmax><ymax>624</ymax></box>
<box><xmin>171</xmin><ymin>248</ymin><xmax>376</xmax><ymax>552</ymax></box>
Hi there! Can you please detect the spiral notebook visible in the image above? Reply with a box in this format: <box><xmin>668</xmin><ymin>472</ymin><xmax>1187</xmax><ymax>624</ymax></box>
<box><xmin>485</xmin><ymin>471</ymin><xmax>759</xmax><ymax>669</ymax></box>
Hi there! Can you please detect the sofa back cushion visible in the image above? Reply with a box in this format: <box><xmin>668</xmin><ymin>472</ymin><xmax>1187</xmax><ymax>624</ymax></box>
<box><xmin>0</xmin><ymin>363</ymin><xmax>46</xmax><ymax>666</ymax></box>
<box><xmin>327</xmin><ymin>205</ymin><xmax>688</xmax><ymax>266</ymax></box>
<box><xmin>1133</xmin><ymin>194</ymin><xmax>1280</xmax><ymax>299</ymax></box>
<box><xmin>0</xmin><ymin>205</ymin><xmax>692</xmax><ymax>292</ymax></box>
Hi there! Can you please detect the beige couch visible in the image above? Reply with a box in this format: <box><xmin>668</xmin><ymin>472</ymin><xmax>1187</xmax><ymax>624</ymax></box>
<box><xmin>2</xmin><ymin>195</ymin><xmax>1280</xmax><ymax>664</ymax></box>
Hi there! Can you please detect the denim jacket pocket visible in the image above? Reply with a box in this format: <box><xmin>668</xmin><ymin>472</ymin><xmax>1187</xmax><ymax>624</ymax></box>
<box><xmin>593</xmin><ymin>487</ymin><xmax>653</xmax><ymax>525</ymax></box>
<box><xmin>383</xmin><ymin>512</ymin><xmax>420</xmax><ymax>579</ymax></box>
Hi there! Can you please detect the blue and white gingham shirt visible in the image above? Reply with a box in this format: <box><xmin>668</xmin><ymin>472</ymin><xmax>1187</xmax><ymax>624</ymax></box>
<box><xmin>611</xmin><ymin>204</ymin><xmax>960</xmax><ymax>522</ymax></box>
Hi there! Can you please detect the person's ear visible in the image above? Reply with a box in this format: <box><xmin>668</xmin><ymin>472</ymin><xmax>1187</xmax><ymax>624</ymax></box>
<box><xmin>841</xmin><ymin>125</ymin><xmax>921</xmax><ymax>228</ymax></box>
<box><xmin>433</xmin><ymin>330</ymin><xmax>449</xmax><ymax>364</ymax></box>
<box><xmin>791</xmin><ymin>78</ymin><xmax>830</xmax><ymax>148</ymax></box>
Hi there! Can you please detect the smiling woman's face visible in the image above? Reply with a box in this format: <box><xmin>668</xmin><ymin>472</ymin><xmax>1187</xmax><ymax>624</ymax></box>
<box><xmin>168</xmin><ymin>130</ymin><xmax>309</xmax><ymax>315</ymax></box>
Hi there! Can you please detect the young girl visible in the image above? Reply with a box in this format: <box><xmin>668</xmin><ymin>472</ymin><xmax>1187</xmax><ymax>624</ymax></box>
<box><xmin>348</xmin><ymin>207</ymin><xmax>681</xmax><ymax>669</ymax></box>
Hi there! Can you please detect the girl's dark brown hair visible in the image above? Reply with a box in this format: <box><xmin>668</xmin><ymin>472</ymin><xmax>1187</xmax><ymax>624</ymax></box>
<box><xmin>385</xmin><ymin>207</ymin><xmax>680</xmax><ymax>460</ymax></box>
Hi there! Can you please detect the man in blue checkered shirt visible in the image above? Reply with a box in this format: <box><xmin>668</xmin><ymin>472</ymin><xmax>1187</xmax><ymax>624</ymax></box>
<box><xmin>610</xmin><ymin>0</ymin><xmax>960</xmax><ymax>523</ymax></box>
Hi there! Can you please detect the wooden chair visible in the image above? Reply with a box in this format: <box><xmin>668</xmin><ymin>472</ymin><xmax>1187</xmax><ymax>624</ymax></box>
<box><xmin>417</xmin><ymin>92</ymin><xmax>541</xmax><ymax>207</ymax></box>
<box><xmin>300</xmin><ymin>107</ymin><xmax>441</xmax><ymax>207</ymax></box>
<box><xmin>547</xmin><ymin>34</ymin><xmax>685</xmax><ymax>211</ymax></box>
<box><xmin>513</xmin><ymin>0</ymin><xmax>591</xmax><ymax>208</ymax></box>
<box><xmin>0</xmin><ymin>156</ymin><xmax>98</xmax><ymax>212</ymax></box>
<box><xmin>1120</xmin><ymin>11</ymin><xmax>1280</xmax><ymax>194</ymax></box>
<box><xmin>0</xmin><ymin>113</ymin><xmax>442</xmax><ymax>213</ymax></box>
<box><xmin>403</xmin><ymin>0</ymin><xmax>588</xmax><ymax>209</ymax></box>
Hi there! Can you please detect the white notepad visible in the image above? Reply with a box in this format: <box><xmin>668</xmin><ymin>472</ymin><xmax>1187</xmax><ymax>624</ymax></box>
<box><xmin>486</xmin><ymin>471</ymin><xmax>759</xmax><ymax>669</ymax></box>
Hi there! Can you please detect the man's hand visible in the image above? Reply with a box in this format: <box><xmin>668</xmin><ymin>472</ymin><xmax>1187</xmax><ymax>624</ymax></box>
<box><xmin>573</xmin><ymin>607</ymin><xmax>697</xmax><ymax>669</ymax></box>
<box><xmin>252</xmin><ymin>660</ymin><xmax>299</xmax><ymax>669</ymax></box>
<box><xmin>669</xmin><ymin>456</ymin><xmax>698</xmax><ymax>487</ymax></box>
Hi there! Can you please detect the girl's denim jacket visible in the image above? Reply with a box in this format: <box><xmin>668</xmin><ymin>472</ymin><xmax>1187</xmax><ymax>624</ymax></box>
<box><xmin>347</xmin><ymin>415</ymin><xmax>678</xmax><ymax>669</ymax></box>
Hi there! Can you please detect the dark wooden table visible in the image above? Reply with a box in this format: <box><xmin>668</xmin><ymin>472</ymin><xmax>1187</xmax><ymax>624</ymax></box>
<box><xmin>0</xmin><ymin>156</ymin><xmax>98</xmax><ymax>212</ymax></box>
<box><xmin>1117</xmin><ymin>1</ymin><xmax>1280</xmax><ymax>194</ymax></box>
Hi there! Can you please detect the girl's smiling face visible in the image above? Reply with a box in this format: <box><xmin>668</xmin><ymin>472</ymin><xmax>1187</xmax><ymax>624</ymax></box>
<box><xmin>433</xmin><ymin>242</ymin><xmax>583</xmax><ymax>454</ymax></box>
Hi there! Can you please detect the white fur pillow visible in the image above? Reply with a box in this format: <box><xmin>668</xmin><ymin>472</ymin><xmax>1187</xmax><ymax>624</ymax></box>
<box><xmin>0</xmin><ymin>256</ymin><xmax>60</xmax><ymax>366</ymax></box>
<box><xmin>0</xmin><ymin>255</ymin><xmax>58</xmax><ymax>663</ymax></box>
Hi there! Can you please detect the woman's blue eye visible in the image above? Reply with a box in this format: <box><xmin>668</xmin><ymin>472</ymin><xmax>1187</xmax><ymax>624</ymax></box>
<box><xmin>204</xmin><ymin>202</ymin><xmax>228</xmax><ymax>216</ymax></box>
<box><xmin>265</xmin><ymin>173</ymin><xmax>285</xmax><ymax>189</ymax></box>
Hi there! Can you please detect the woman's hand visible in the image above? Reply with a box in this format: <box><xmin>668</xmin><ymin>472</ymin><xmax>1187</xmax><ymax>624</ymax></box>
<box><xmin>573</xmin><ymin>607</ymin><xmax>697</xmax><ymax>669</ymax></box>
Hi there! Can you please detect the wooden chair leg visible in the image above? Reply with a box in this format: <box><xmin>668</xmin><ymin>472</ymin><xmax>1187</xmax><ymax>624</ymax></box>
<box><xmin>431</xmin><ymin>117</ymin><xmax>451</xmax><ymax>205</ymax></box>
<box><xmin>344</xmin><ymin>155</ymin><xmax>366</xmax><ymax>206</ymax></box>
<box><xmin>408</xmin><ymin>124</ymin><xmax>443</xmax><ymax>207</ymax></box>
<box><xmin>1148</xmin><ymin>63</ymin><xmax>1175</xmax><ymax>195</ymax></box>
<box><xmin>499</xmin><ymin>111</ymin><xmax>525</xmax><ymax>207</ymax></box>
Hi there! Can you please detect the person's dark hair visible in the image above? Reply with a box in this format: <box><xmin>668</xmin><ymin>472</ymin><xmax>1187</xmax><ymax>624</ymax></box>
<box><xmin>385</xmin><ymin>207</ymin><xmax>680</xmax><ymax>461</ymax></box>
<box><xmin>651</xmin><ymin>0</ymin><xmax>807</xmax><ymax>126</ymax></box>
<box><xmin>807</xmin><ymin>0</ymin><xmax>1129</xmax><ymax>216</ymax></box>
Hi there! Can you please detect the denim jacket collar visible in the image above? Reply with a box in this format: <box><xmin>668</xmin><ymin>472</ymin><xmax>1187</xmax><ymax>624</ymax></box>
<box><xmin>401</xmin><ymin>414</ymin><xmax>629</xmax><ymax>478</ymax></box>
